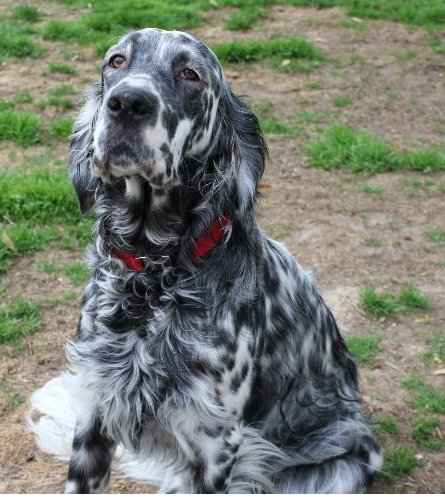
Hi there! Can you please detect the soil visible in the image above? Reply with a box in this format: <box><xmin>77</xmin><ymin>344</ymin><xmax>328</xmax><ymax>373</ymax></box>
<box><xmin>1</xmin><ymin>2</ymin><xmax>444</xmax><ymax>494</ymax></box>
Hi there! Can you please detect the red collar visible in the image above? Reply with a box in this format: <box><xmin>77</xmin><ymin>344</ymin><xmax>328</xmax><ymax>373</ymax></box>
<box><xmin>112</xmin><ymin>216</ymin><xmax>229</xmax><ymax>272</ymax></box>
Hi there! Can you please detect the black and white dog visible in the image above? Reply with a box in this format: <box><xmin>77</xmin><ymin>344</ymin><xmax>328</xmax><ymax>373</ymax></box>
<box><xmin>29</xmin><ymin>28</ymin><xmax>383</xmax><ymax>493</ymax></box>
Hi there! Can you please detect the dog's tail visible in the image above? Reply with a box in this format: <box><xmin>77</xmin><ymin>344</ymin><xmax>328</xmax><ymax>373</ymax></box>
<box><xmin>27</xmin><ymin>374</ymin><xmax>76</xmax><ymax>461</ymax></box>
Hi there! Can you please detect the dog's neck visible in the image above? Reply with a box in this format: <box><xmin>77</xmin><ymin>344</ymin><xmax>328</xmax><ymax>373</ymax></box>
<box><xmin>94</xmin><ymin>171</ymin><xmax>228</xmax><ymax>269</ymax></box>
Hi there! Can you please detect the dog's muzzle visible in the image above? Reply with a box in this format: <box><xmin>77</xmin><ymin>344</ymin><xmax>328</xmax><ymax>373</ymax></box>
<box><xmin>106</xmin><ymin>83</ymin><xmax>160</xmax><ymax>125</ymax></box>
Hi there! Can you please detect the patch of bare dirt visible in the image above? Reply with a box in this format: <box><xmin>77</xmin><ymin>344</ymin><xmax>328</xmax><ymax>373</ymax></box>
<box><xmin>1</xmin><ymin>2</ymin><xmax>444</xmax><ymax>494</ymax></box>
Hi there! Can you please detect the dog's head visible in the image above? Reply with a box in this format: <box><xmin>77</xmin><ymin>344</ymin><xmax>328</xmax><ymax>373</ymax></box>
<box><xmin>70</xmin><ymin>29</ymin><xmax>266</xmax><ymax>215</ymax></box>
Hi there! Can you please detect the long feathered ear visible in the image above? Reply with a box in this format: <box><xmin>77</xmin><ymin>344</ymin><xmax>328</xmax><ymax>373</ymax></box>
<box><xmin>215</xmin><ymin>83</ymin><xmax>268</xmax><ymax>215</ymax></box>
<box><xmin>69</xmin><ymin>82</ymin><xmax>102</xmax><ymax>215</ymax></box>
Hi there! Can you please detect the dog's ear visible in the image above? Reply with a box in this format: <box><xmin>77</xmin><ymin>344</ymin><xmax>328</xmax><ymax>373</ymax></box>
<box><xmin>216</xmin><ymin>84</ymin><xmax>268</xmax><ymax>215</ymax></box>
<box><xmin>69</xmin><ymin>82</ymin><xmax>102</xmax><ymax>215</ymax></box>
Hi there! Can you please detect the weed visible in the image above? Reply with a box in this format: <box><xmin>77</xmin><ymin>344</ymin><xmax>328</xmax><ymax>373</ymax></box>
<box><xmin>0</xmin><ymin>111</ymin><xmax>42</xmax><ymax>146</ymax></box>
<box><xmin>332</xmin><ymin>95</ymin><xmax>353</xmax><ymax>108</ymax></box>
<box><xmin>410</xmin><ymin>416</ymin><xmax>442</xmax><ymax>451</ymax></box>
<box><xmin>49</xmin><ymin>85</ymin><xmax>75</xmax><ymax>97</ymax></box>
<box><xmin>259</xmin><ymin>117</ymin><xmax>299</xmax><ymax>137</ymax></box>
<box><xmin>51</xmin><ymin>117</ymin><xmax>75</xmax><ymax>139</ymax></box>
<box><xmin>0</xmin><ymin>380</ymin><xmax>24</xmax><ymax>410</ymax></box>
<box><xmin>0</xmin><ymin>298</ymin><xmax>40</xmax><ymax>344</ymax></box>
<box><xmin>63</xmin><ymin>262</ymin><xmax>90</xmax><ymax>286</ymax></box>
<box><xmin>0</xmin><ymin>167</ymin><xmax>80</xmax><ymax>225</ymax></box>
<box><xmin>360</xmin><ymin>287</ymin><xmax>398</xmax><ymax>317</ymax></box>
<box><xmin>305</xmin><ymin>124</ymin><xmax>445</xmax><ymax>173</ymax></box>
<box><xmin>362</xmin><ymin>185</ymin><xmax>385</xmax><ymax>195</ymax></box>
<box><xmin>211</xmin><ymin>37</ymin><xmax>325</xmax><ymax>66</ymax></box>
<box><xmin>425</xmin><ymin>229</ymin><xmax>445</xmax><ymax>243</ymax></box>
<box><xmin>41</xmin><ymin>0</ymin><xmax>202</xmax><ymax>54</ymax></box>
<box><xmin>377</xmin><ymin>415</ymin><xmax>399</xmax><ymax>436</ymax></box>
<box><xmin>48</xmin><ymin>63</ymin><xmax>77</xmax><ymax>75</ymax></box>
<box><xmin>0</xmin><ymin>23</ymin><xmax>43</xmax><ymax>61</ymax></box>
<box><xmin>37</xmin><ymin>261</ymin><xmax>57</xmax><ymax>274</ymax></box>
<box><xmin>379</xmin><ymin>447</ymin><xmax>418</xmax><ymax>481</ymax></box>
<box><xmin>404</xmin><ymin>376</ymin><xmax>445</xmax><ymax>414</ymax></box>
<box><xmin>11</xmin><ymin>4</ymin><xmax>41</xmax><ymax>22</ymax></box>
<box><xmin>398</xmin><ymin>285</ymin><xmax>429</xmax><ymax>310</ymax></box>
<box><xmin>307</xmin><ymin>82</ymin><xmax>325</xmax><ymax>90</ymax></box>
<box><xmin>15</xmin><ymin>90</ymin><xmax>33</xmax><ymax>104</ymax></box>
<box><xmin>360</xmin><ymin>286</ymin><xmax>429</xmax><ymax>317</ymax></box>
<box><xmin>226</xmin><ymin>6</ymin><xmax>266</xmax><ymax>31</ymax></box>
<box><xmin>346</xmin><ymin>336</ymin><xmax>382</xmax><ymax>365</ymax></box>
<box><xmin>423</xmin><ymin>332</ymin><xmax>445</xmax><ymax>365</ymax></box>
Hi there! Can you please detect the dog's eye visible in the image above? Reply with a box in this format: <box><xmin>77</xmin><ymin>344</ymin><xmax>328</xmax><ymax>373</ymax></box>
<box><xmin>109</xmin><ymin>54</ymin><xmax>126</xmax><ymax>69</ymax></box>
<box><xmin>181</xmin><ymin>68</ymin><xmax>200</xmax><ymax>82</ymax></box>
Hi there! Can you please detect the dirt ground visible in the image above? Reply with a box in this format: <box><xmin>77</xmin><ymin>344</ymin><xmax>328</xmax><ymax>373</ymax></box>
<box><xmin>0</xmin><ymin>2</ymin><xmax>444</xmax><ymax>494</ymax></box>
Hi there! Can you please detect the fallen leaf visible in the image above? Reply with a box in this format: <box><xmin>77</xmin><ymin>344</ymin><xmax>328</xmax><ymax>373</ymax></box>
<box><xmin>2</xmin><ymin>232</ymin><xmax>16</xmax><ymax>252</ymax></box>
<box><xmin>433</xmin><ymin>368</ymin><xmax>445</xmax><ymax>376</ymax></box>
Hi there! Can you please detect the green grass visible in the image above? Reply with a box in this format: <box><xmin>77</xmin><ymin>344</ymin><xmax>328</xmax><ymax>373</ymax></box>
<box><xmin>11</xmin><ymin>4</ymin><xmax>41</xmax><ymax>22</ymax></box>
<box><xmin>41</xmin><ymin>0</ymin><xmax>202</xmax><ymax>54</ymax></box>
<box><xmin>377</xmin><ymin>415</ymin><xmax>399</xmax><ymax>436</ymax></box>
<box><xmin>51</xmin><ymin>117</ymin><xmax>75</xmax><ymax>139</ymax></box>
<box><xmin>15</xmin><ymin>90</ymin><xmax>33</xmax><ymax>104</ymax></box>
<box><xmin>346</xmin><ymin>336</ymin><xmax>382</xmax><ymax>365</ymax></box>
<box><xmin>48</xmin><ymin>63</ymin><xmax>77</xmax><ymax>75</ymax></box>
<box><xmin>332</xmin><ymin>95</ymin><xmax>353</xmax><ymax>108</ymax></box>
<box><xmin>0</xmin><ymin>23</ymin><xmax>43</xmax><ymax>61</ymax></box>
<box><xmin>226</xmin><ymin>6</ymin><xmax>267</xmax><ymax>30</ymax></box>
<box><xmin>211</xmin><ymin>37</ymin><xmax>325</xmax><ymax>68</ymax></box>
<box><xmin>0</xmin><ymin>164</ymin><xmax>91</xmax><ymax>272</ymax></box>
<box><xmin>0</xmin><ymin>111</ymin><xmax>42</xmax><ymax>146</ymax></box>
<box><xmin>213</xmin><ymin>1</ymin><xmax>445</xmax><ymax>29</ymax></box>
<box><xmin>404</xmin><ymin>376</ymin><xmax>445</xmax><ymax>414</ymax></box>
<box><xmin>361</xmin><ymin>185</ymin><xmax>385</xmax><ymax>195</ymax></box>
<box><xmin>360</xmin><ymin>285</ymin><xmax>429</xmax><ymax>318</ymax></box>
<box><xmin>305</xmin><ymin>124</ymin><xmax>445</xmax><ymax>173</ymax></box>
<box><xmin>425</xmin><ymin>228</ymin><xmax>445</xmax><ymax>243</ymax></box>
<box><xmin>410</xmin><ymin>416</ymin><xmax>443</xmax><ymax>451</ymax></box>
<box><xmin>63</xmin><ymin>262</ymin><xmax>90</xmax><ymax>286</ymax></box>
<box><xmin>37</xmin><ymin>261</ymin><xmax>57</xmax><ymax>274</ymax></box>
<box><xmin>360</xmin><ymin>287</ymin><xmax>398</xmax><ymax>317</ymax></box>
<box><xmin>379</xmin><ymin>447</ymin><xmax>418</xmax><ymax>482</ymax></box>
<box><xmin>0</xmin><ymin>299</ymin><xmax>40</xmax><ymax>344</ymax></box>
<box><xmin>259</xmin><ymin>117</ymin><xmax>300</xmax><ymax>136</ymax></box>
<box><xmin>423</xmin><ymin>332</ymin><xmax>445</xmax><ymax>365</ymax></box>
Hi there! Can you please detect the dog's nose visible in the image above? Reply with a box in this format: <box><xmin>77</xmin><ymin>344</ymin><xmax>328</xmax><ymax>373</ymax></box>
<box><xmin>107</xmin><ymin>85</ymin><xmax>158</xmax><ymax>119</ymax></box>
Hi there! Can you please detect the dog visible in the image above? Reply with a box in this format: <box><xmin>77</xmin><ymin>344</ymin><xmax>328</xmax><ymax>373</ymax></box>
<box><xmin>29</xmin><ymin>28</ymin><xmax>383</xmax><ymax>493</ymax></box>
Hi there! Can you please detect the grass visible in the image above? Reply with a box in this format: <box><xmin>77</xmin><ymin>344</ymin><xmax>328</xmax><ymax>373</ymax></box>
<box><xmin>377</xmin><ymin>415</ymin><xmax>399</xmax><ymax>436</ymax></box>
<box><xmin>379</xmin><ymin>447</ymin><xmax>418</xmax><ymax>482</ymax></box>
<box><xmin>0</xmin><ymin>111</ymin><xmax>42</xmax><ymax>146</ymax></box>
<box><xmin>213</xmin><ymin>1</ymin><xmax>445</xmax><ymax>29</ymax></box>
<box><xmin>0</xmin><ymin>298</ymin><xmax>40</xmax><ymax>344</ymax></box>
<box><xmin>346</xmin><ymin>336</ymin><xmax>382</xmax><ymax>365</ymax></box>
<box><xmin>11</xmin><ymin>4</ymin><xmax>41</xmax><ymax>22</ymax></box>
<box><xmin>51</xmin><ymin>117</ymin><xmax>75</xmax><ymax>139</ymax></box>
<box><xmin>63</xmin><ymin>262</ymin><xmax>90</xmax><ymax>286</ymax></box>
<box><xmin>360</xmin><ymin>285</ymin><xmax>429</xmax><ymax>318</ymax></box>
<box><xmin>226</xmin><ymin>6</ymin><xmax>267</xmax><ymax>30</ymax></box>
<box><xmin>425</xmin><ymin>229</ymin><xmax>445</xmax><ymax>243</ymax></box>
<box><xmin>404</xmin><ymin>376</ymin><xmax>445</xmax><ymax>414</ymax></box>
<box><xmin>423</xmin><ymin>332</ymin><xmax>445</xmax><ymax>365</ymax></box>
<box><xmin>41</xmin><ymin>0</ymin><xmax>203</xmax><ymax>54</ymax></box>
<box><xmin>48</xmin><ymin>63</ymin><xmax>77</xmax><ymax>75</ymax></box>
<box><xmin>211</xmin><ymin>37</ymin><xmax>325</xmax><ymax>68</ymax></box>
<box><xmin>332</xmin><ymin>95</ymin><xmax>353</xmax><ymax>108</ymax></box>
<box><xmin>410</xmin><ymin>416</ymin><xmax>442</xmax><ymax>451</ymax></box>
<box><xmin>0</xmin><ymin>164</ymin><xmax>91</xmax><ymax>272</ymax></box>
<box><xmin>305</xmin><ymin>124</ymin><xmax>445</xmax><ymax>173</ymax></box>
<box><xmin>0</xmin><ymin>23</ymin><xmax>43</xmax><ymax>61</ymax></box>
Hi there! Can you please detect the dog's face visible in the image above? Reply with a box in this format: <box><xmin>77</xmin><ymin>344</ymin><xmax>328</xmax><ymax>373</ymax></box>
<box><xmin>70</xmin><ymin>28</ymin><xmax>266</xmax><ymax>215</ymax></box>
<box><xmin>92</xmin><ymin>29</ymin><xmax>222</xmax><ymax>188</ymax></box>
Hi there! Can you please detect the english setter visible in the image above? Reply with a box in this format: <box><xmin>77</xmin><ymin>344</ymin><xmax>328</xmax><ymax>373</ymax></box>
<box><xmin>29</xmin><ymin>28</ymin><xmax>383</xmax><ymax>493</ymax></box>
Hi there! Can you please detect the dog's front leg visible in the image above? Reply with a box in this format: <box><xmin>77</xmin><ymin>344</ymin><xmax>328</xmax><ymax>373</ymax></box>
<box><xmin>194</xmin><ymin>423</ymin><xmax>243</xmax><ymax>494</ymax></box>
<box><xmin>65</xmin><ymin>414</ymin><xmax>116</xmax><ymax>494</ymax></box>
